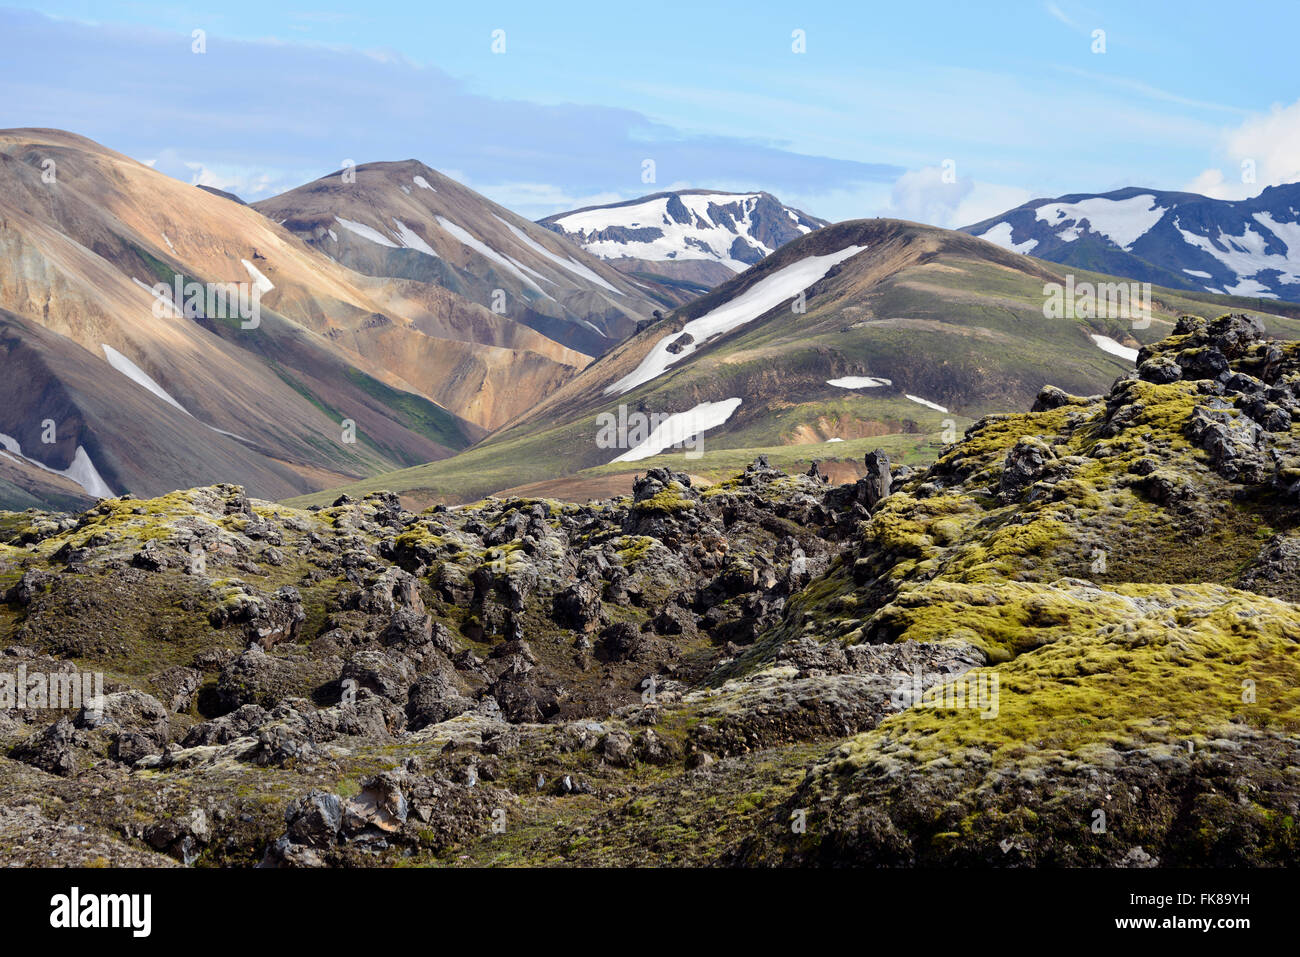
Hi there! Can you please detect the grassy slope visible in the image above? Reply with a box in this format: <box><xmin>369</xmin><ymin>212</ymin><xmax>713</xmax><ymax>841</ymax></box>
<box><xmin>286</xmin><ymin>229</ymin><xmax>1300</xmax><ymax>509</ymax></box>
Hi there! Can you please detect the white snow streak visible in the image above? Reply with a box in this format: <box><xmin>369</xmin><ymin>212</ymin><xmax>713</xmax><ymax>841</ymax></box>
<box><xmin>605</xmin><ymin>244</ymin><xmax>867</xmax><ymax>396</ymax></box>
<box><xmin>101</xmin><ymin>344</ymin><xmax>191</xmax><ymax>415</ymax></box>
<box><xmin>0</xmin><ymin>431</ymin><xmax>114</xmax><ymax>498</ymax></box>
<box><xmin>611</xmin><ymin>398</ymin><xmax>743</xmax><ymax>462</ymax></box>
<box><xmin>1090</xmin><ymin>334</ymin><xmax>1139</xmax><ymax>363</ymax></box>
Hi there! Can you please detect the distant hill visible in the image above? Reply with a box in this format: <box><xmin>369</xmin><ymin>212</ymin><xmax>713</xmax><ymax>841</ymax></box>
<box><xmin>539</xmin><ymin>189</ymin><xmax>828</xmax><ymax>306</ymax></box>
<box><xmin>289</xmin><ymin>217</ymin><xmax>1300</xmax><ymax>509</ymax></box>
<box><xmin>0</xmin><ymin>129</ymin><xmax>614</xmax><ymax>505</ymax></box>
<box><xmin>254</xmin><ymin>160</ymin><xmax>659</xmax><ymax>356</ymax></box>
<box><xmin>965</xmin><ymin>184</ymin><xmax>1300</xmax><ymax>302</ymax></box>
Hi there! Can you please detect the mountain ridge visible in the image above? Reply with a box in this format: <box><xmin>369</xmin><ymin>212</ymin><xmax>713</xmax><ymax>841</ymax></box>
<box><xmin>253</xmin><ymin>159</ymin><xmax>658</xmax><ymax>356</ymax></box>
<box><xmin>0</xmin><ymin>128</ymin><xmax>615</xmax><ymax>505</ymax></box>
<box><xmin>288</xmin><ymin>216</ymin><xmax>1300</xmax><ymax>510</ymax></box>
<box><xmin>539</xmin><ymin>188</ymin><xmax>828</xmax><ymax>303</ymax></box>
<box><xmin>965</xmin><ymin>183</ymin><xmax>1300</xmax><ymax>303</ymax></box>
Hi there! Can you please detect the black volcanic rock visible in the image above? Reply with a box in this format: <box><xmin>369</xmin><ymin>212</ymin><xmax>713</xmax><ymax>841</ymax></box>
<box><xmin>6</xmin><ymin>322</ymin><xmax>1300</xmax><ymax>868</ymax></box>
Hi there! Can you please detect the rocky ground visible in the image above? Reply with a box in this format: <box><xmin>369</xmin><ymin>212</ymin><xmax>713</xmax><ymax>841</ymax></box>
<box><xmin>0</xmin><ymin>313</ymin><xmax>1297</xmax><ymax>867</ymax></box>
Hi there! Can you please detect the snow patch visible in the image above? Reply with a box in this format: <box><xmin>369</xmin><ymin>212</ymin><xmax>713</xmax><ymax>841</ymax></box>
<box><xmin>493</xmin><ymin>216</ymin><xmax>623</xmax><ymax>295</ymax></box>
<box><xmin>0</xmin><ymin>431</ymin><xmax>114</xmax><ymax>498</ymax></box>
<box><xmin>611</xmin><ymin>398</ymin><xmax>743</xmax><ymax>462</ymax></box>
<box><xmin>976</xmin><ymin>221</ymin><xmax>1038</xmax><ymax>254</ymax></box>
<box><xmin>391</xmin><ymin>219</ymin><xmax>438</xmax><ymax>257</ymax></box>
<box><xmin>606</xmin><ymin>244</ymin><xmax>867</xmax><ymax>395</ymax></box>
<box><xmin>241</xmin><ymin>259</ymin><xmax>274</xmax><ymax>294</ymax></box>
<box><xmin>335</xmin><ymin>216</ymin><xmax>399</xmax><ymax>248</ymax></box>
<box><xmin>554</xmin><ymin>192</ymin><xmax>774</xmax><ymax>271</ymax></box>
<box><xmin>1223</xmin><ymin>276</ymin><xmax>1279</xmax><ymax>298</ymax></box>
<box><xmin>1034</xmin><ymin>194</ymin><xmax>1166</xmax><ymax>251</ymax></box>
<box><xmin>436</xmin><ymin>216</ymin><xmax>550</xmax><ymax>295</ymax></box>
<box><xmin>827</xmin><ymin>376</ymin><xmax>891</xmax><ymax>389</ymax></box>
<box><xmin>1090</xmin><ymin>334</ymin><xmax>1139</xmax><ymax>362</ymax></box>
<box><xmin>101</xmin><ymin>344</ymin><xmax>191</xmax><ymax>415</ymax></box>
<box><xmin>1170</xmin><ymin>213</ymin><xmax>1300</xmax><ymax>294</ymax></box>
<box><xmin>787</xmin><ymin>208</ymin><xmax>813</xmax><ymax>234</ymax></box>
<box><xmin>101</xmin><ymin>346</ymin><xmax>256</xmax><ymax>442</ymax></box>
<box><xmin>413</xmin><ymin>175</ymin><xmax>436</xmax><ymax>191</ymax></box>
<box><xmin>905</xmin><ymin>394</ymin><xmax>949</xmax><ymax>413</ymax></box>
<box><xmin>133</xmin><ymin>277</ymin><xmax>177</xmax><ymax>314</ymax></box>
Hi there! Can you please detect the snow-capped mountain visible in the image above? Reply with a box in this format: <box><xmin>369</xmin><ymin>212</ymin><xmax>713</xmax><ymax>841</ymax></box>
<box><xmin>964</xmin><ymin>184</ymin><xmax>1300</xmax><ymax>302</ymax></box>
<box><xmin>538</xmin><ymin>190</ymin><xmax>828</xmax><ymax>297</ymax></box>
<box><xmin>312</xmin><ymin>214</ymin><xmax>1300</xmax><ymax>509</ymax></box>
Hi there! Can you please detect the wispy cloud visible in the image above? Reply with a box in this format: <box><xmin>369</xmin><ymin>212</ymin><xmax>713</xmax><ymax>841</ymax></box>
<box><xmin>1051</xmin><ymin>64</ymin><xmax>1249</xmax><ymax>116</ymax></box>
<box><xmin>0</xmin><ymin>4</ymin><xmax>1278</xmax><ymax>227</ymax></box>
<box><xmin>1188</xmin><ymin>97</ymin><xmax>1300</xmax><ymax>200</ymax></box>
<box><xmin>0</xmin><ymin>8</ymin><xmax>899</xmax><ymax>218</ymax></box>
<box><xmin>1045</xmin><ymin>2</ymin><xmax>1082</xmax><ymax>31</ymax></box>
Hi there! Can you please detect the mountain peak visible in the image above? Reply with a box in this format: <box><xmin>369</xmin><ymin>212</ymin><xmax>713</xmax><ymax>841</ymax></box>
<box><xmin>538</xmin><ymin>188</ymin><xmax>829</xmax><ymax>298</ymax></box>
<box><xmin>253</xmin><ymin>159</ymin><xmax>658</xmax><ymax>357</ymax></box>
<box><xmin>964</xmin><ymin>183</ymin><xmax>1300</xmax><ymax>301</ymax></box>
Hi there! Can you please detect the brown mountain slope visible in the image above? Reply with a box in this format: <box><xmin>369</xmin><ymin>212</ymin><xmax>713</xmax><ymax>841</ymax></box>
<box><xmin>0</xmin><ymin>308</ymin><xmax>323</xmax><ymax>499</ymax></box>
<box><xmin>0</xmin><ymin>129</ymin><xmax>584</xmax><ymax>433</ymax></box>
<box><xmin>254</xmin><ymin>161</ymin><xmax>660</xmax><ymax>356</ymax></box>
<box><xmin>0</xmin><ymin>129</ymin><xmax>630</xmax><ymax>504</ymax></box>
<box><xmin>292</xmin><ymin>218</ymin><xmax>1300</xmax><ymax>508</ymax></box>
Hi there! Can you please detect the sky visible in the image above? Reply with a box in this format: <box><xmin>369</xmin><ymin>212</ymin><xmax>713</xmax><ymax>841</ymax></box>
<box><xmin>0</xmin><ymin>1</ymin><xmax>1297</xmax><ymax>226</ymax></box>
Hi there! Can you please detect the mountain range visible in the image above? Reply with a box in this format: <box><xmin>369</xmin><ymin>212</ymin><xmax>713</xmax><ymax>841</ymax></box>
<box><xmin>7</xmin><ymin>127</ymin><xmax>1300</xmax><ymax>519</ymax></box>
<box><xmin>539</xmin><ymin>189</ymin><xmax>827</xmax><ymax>304</ymax></box>
<box><xmin>293</xmin><ymin>217</ymin><xmax>1300</xmax><ymax>509</ymax></box>
<box><xmin>4</xmin><ymin>124</ymin><xmax>1300</xmax><ymax>872</ymax></box>
<box><xmin>0</xmin><ymin>129</ymin><xmax>655</xmax><ymax>509</ymax></box>
<box><xmin>254</xmin><ymin>162</ymin><xmax>657</xmax><ymax>356</ymax></box>
<box><xmin>965</xmin><ymin>184</ymin><xmax>1300</xmax><ymax>303</ymax></box>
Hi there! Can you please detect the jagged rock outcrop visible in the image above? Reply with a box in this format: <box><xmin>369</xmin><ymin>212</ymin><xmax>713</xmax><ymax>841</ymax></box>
<box><xmin>2</xmin><ymin>314</ymin><xmax>1299</xmax><ymax>868</ymax></box>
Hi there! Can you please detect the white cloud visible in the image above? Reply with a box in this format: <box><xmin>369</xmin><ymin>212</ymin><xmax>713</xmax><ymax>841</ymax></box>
<box><xmin>1045</xmin><ymin>2</ymin><xmax>1082</xmax><ymax>31</ymax></box>
<box><xmin>1188</xmin><ymin>98</ymin><xmax>1300</xmax><ymax>200</ymax></box>
<box><xmin>184</xmin><ymin>161</ymin><xmax>278</xmax><ymax>199</ymax></box>
<box><xmin>136</xmin><ymin>148</ymin><xmax>311</xmax><ymax>201</ymax></box>
<box><xmin>882</xmin><ymin>166</ymin><xmax>1032</xmax><ymax>229</ymax></box>
<box><xmin>1185</xmin><ymin>167</ymin><xmax>1246</xmax><ymax>201</ymax></box>
<box><xmin>476</xmin><ymin>183</ymin><xmax>633</xmax><ymax>220</ymax></box>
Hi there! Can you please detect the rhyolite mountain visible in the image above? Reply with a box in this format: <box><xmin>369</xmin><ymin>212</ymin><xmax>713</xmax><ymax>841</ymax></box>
<box><xmin>293</xmin><ymin>217</ymin><xmax>1300</xmax><ymax>509</ymax></box>
<box><xmin>0</xmin><ymin>129</ymin><xmax>605</xmax><ymax>506</ymax></box>
<box><xmin>965</xmin><ymin>184</ymin><xmax>1300</xmax><ymax>303</ymax></box>
<box><xmin>253</xmin><ymin>162</ymin><xmax>659</xmax><ymax>356</ymax></box>
<box><xmin>539</xmin><ymin>189</ymin><xmax>828</xmax><ymax>305</ymax></box>
<box><xmin>2</xmin><ymin>314</ymin><xmax>1298</xmax><ymax>867</ymax></box>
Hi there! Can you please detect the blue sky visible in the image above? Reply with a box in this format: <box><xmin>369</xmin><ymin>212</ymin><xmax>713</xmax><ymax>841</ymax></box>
<box><xmin>1</xmin><ymin>1</ymin><xmax>1297</xmax><ymax>225</ymax></box>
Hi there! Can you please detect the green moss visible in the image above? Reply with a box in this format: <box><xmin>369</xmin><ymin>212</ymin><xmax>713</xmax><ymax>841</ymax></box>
<box><xmin>614</xmin><ymin>535</ymin><xmax>660</xmax><ymax>565</ymax></box>
<box><xmin>935</xmin><ymin>406</ymin><xmax>1078</xmax><ymax>476</ymax></box>
<box><xmin>833</xmin><ymin>580</ymin><xmax>1300</xmax><ymax>771</ymax></box>
<box><xmin>631</xmin><ymin>488</ymin><xmax>697</xmax><ymax>515</ymax></box>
